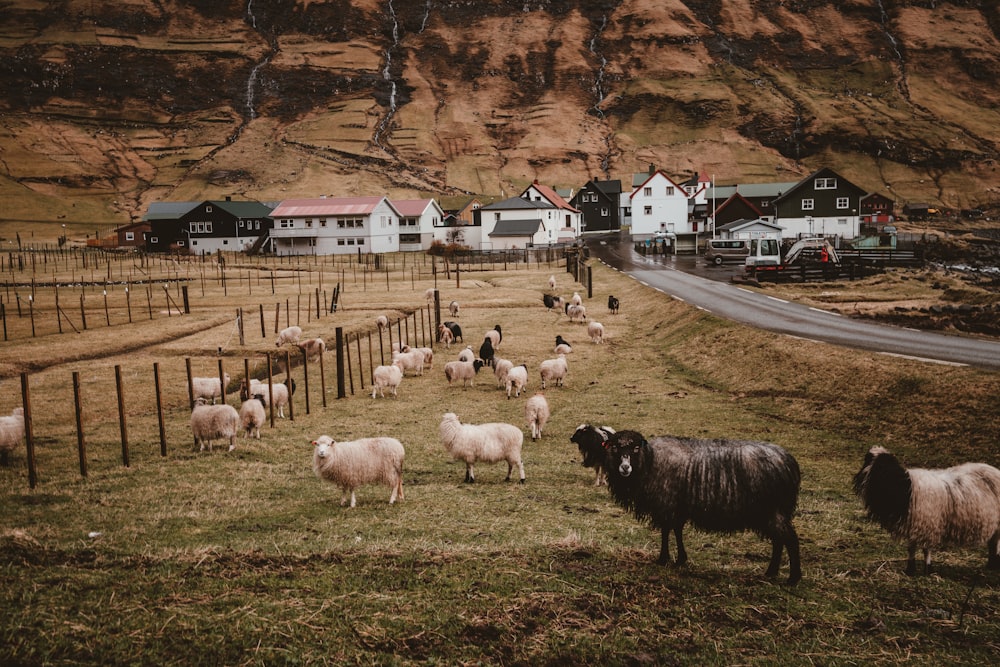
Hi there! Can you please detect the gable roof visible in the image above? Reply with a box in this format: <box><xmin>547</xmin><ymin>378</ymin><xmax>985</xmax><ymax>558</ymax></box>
<box><xmin>594</xmin><ymin>179</ymin><xmax>622</xmax><ymax>196</ymax></box>
<box><xmin>523</xmin><ymin>181</ymin><xmax>580</xmax><ymax>213</ymax></box>
<box><xmin>391</xmin><ymin>198</ymin><xmax>442</xmax><ymax>217</ymax></box>
<box><xmin>705</xmin><ymin>182</ymin><xmax>799</xmax><ymax>201</ymax></box>
<box><xmin>717</xmin><ymin>218</ymin><xmax>784</xmax><ymax>233</ymax></box>
<box><xmin>630</xmin><ymin>169</ymin><xmax>687</xmax><ymax>200</ymax></box>
<box><xmin>143</xmin><ymin>201</ymin><xmax>199</xmax><ymax>221</ymax></box>
<box><xmin>716</xmin><ymin>192</ymin><xmax>764</xmax><ymax>217</ymax></box>
<box><xmin>270</xmin><ymin>196</ymin><xmax>399</xmax><ymax>218</ymax></box>
<box><xmin>209</xmin><ymin>199</ymin><xmax>274</xmax><ymax>218</ymax></box>
<box><xmin>772</xmin><ymin>167</ymin><xmax>866</xmax><ymax>204</ymax></box>
<box><xmin>489</xmin><ymin>219</ymin><xmax>542</xmax><ymax>237</ymax></box>
<box><xmin>481</xmin><ymin>196</ymin><xmax>554</xmax><ymax>211</ymax></box>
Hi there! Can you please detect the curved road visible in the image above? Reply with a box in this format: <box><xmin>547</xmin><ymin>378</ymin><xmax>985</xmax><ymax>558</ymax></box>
<box><xmin>587</xmin><ymin>236</ymin><xmax>1000</xmax><ymax>371</ymax></box>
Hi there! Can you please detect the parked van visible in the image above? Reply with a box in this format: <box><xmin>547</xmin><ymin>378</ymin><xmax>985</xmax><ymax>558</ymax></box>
<box><xmin>704</xmin><ymin>239</ymin><xmax>750</xmax><ymax>264</ymax></box>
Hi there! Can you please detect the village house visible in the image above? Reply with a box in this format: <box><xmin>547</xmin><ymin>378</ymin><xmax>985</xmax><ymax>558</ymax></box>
<box><xmin>570</xmin><ymin>177</ymin><xmax>622</xmax><ymax>233</ymax></box>
<box><xmin>520</xmin><ymin>180</ymin><xmax>582</xmax><ymax>242</ymax></box>
<box><xmin>629</xmin><ymin>167</ymin><xmax>691</xmax><ymax>248</ymax></box>
<box><xmin>476</xmin><ymin>197</ymin><xmax>560</xmax><ymax>250</ymax></box>
<box><xmin>393</xmin><ymin>198</ymin><xmax>445</xmax><ymax>251</ymax></box>
<box><xmin>268</xmin><ymin>196</ymin><xmax>402</xmax><ymax>255</ymax></box>
<box><xmin>143</xmin><ymin>198</ymin><xmax>274</xmax><ymax>254</ymax></box>
<box><xmin>772</xmin><ymin>167</ymin><xmax>866</xmax><ymax>240</ymax></box>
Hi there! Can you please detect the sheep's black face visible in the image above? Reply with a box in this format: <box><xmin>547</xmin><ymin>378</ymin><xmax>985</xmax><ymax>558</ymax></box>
<box><xmin>605</xmin><ymin>430</ymin><xmax>647</xmax><ymax>482</ymax></box>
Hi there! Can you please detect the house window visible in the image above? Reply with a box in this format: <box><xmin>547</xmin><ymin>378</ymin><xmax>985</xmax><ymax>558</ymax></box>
<box><xmin>644</xmin><ymin>206</ymin><xmax>652</xmax><ymax>215</ymax></box>
<box><xmin>205</xmin><ymin>206</ymin><xmax>213</xmax><ymax>213</ymax></box>
<box><xmin>125</xmin><ymin>232</ymin><xmax>135</xmax><ymax>241</ymax></box>
<box><xmin>601</xmin><ymin>208</ymin><xmax>609</xmax><ymax>216</ymax></box>
<box><xmin>347</xmin><ymin>238</ymin><xmax>355</xmax><ymax>245</ymax></box>
<box><xmin>802</xmin><ymin>199</ymin><xmax>814</xmax><ymax>211</ymax></box>
<box><xmin>337</xmin><ymin>238</ymin><xmax>346</xmax><ymax>246</ymax></box>
<box><xmin>205</xmin><ymin>222</ymin><xmax>212</xmax><ymax>233</ymax></box>
<box><xmin>254</xmin><ymin>221</ymin><xmax>260</xmax><ymax>230</ymax></box>
<box><xmin>308</xmin><ymin>238</ymin><xmax>317</xmax><ymax>247</ymax></box>
<box><xmin>305</xmin><ymin>219</ymin><xmax>313</xmax><ymax>228</ymax></box>
<box><xmin>190</xmin><ymin>222</ymin><xmax>198</xmax><ymax>233</ymax></box>
<box><xmin>280</xmin><ymin>219</ymin><xmax>294</xmax><ymax>229</ymax></box>
<box><xmin>836</xmin><ymin>197</ymin><xmax>850</xmax><ymax>209</ymax></box>
<box><xmin>838</xmin><ymin>218</ymin><xmax>848</xmax><ymax>225</ymax></box>
<box><xmin>223</xmin><ymin>240</ymin><xmax>228</xmax><ymax>245</ymax></box>
<box><xmin>665</xmin><ymin>187</ymin><xmax>674</xmax><ymax>196</ymax></box>
<box><xmin>356</xmin><ymin>238</ymin><xmax>365</xmax><ymax>245</ymax></box>
<box><xmin>320</xmin><ymin>219</ymin><xmax>327</xmax><ymax>227</ymax></box>
<box><xmin>643</xmin><ymin>187</ymin><xmax>652</xmax><ymax>196</ymax></box>
<box><xmin>177</xmin><ymin>240</ymin><xmax>186</xmax><ymax>247</ymax></box>
<box><xmin>760</xmin><ymin>200</ymin><xmax>769</xmax><ymax>208</ymax></box>
<box><xmin>337</xmin><ymin>220</ymin><xmax>345</xmax><ymax>228</ymax></box>
<box><xmin>150</xmin><ymin>236</ymin><xmax>159</xmax><ymax>244</ymax></box>
<box><xmin>238</xmin><ymin>220</ymin><xmax>244</xmax><ymax>228</ymax></box>
<box><xmin>815</xmin><ymin>177</ymin><xmax>837</xmax><ymax>189</ymax></box>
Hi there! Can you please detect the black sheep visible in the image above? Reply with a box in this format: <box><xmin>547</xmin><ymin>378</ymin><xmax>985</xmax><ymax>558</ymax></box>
<box><xmin>604</xmin><ymin>429</ymin><xmax>802</xmax><ymax>585</ymax></box>
<box><xmin>570</xmin><ymin>424</ymin><xmax>615</xmax><ymax>486</ymax></box>
<box><xmin>479</xmin><ymin>336</ymin><xmax>495</xmax><ymax>369</ymax></box>
<box><xmin>442</xmin><ymin>321</ymin><xmax>462</xmax><ymax>343</ymax></box>
<box><xmin>608</xmin><ymin>295</ymin><xmax>620</xmax><ymax>314</ymax></box>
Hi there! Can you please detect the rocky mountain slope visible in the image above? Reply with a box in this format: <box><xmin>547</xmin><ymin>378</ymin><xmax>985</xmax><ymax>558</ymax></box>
<box><xmin>1</xmin><ymin>0</ymin><xmax>998</xmax><ymax>228</ymax></box>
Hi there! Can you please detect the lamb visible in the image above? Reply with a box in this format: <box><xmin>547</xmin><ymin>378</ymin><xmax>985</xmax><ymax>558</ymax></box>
<box><xmin>312</xmin><ymin>434</ymin><xmax>405</xmax><ymax>508</ymax></box>
<box><xmin>604</xmin><ymin>429</ymin><xmax>802</xmax><ymax>585</ymax></box>
<box><xmin>570</xmin><ymin>292</ymin><xmax>582</xmax><ymax>306</ymax></box>
<box><xmin>493</xmin><ymin>357</ymin><xmax>514</xmax><ymax>389</ymax></box>
<box><xmin>449</xmin><ymin>300</ymin><xmax>460</xmax><ymax>317</ymax></box>
<box><xmin>569</xmin><ymin>424</ymin><xmax>616</xmax><ymax>486</ymax></box>
<box><xmin>525</xmin><ymin>393</ymin><xmax>550</xmax><ymax>441</ymax></box>
<box><xmin>437</xmin><ymin>323</ymin><xmax>454</xmax><ymax>348</ymax></box>
<box><xmin>412</xmin><ymin>346</ymin><xmax>434</xmax><ymax>370</ymax></box>
<box><xmin>425</xmin><ymin>288</ymin><xmax>436</xmax><ymax>303</ymax></box>
<box><xmin>479</xmin><ymin>336</ymin><xmax>495</xmax><ymax>369</ymax></box>
<box><xmin>371</xmin><ymin>363</ymin><xmax>404</xmax><ymax>398</ymax></box>
<box><xmin>296</xmin><ymin>337</ymin><xmax>326</xmax><ymax>362</ymax></box>
<box><xmin>565</xmin><ymin>303</ymin><xmax>587</xmax><ymax>323</ymax></box>
<box><xmin>505</xmin><ymin>364</ymin><xmax>529</xmax><ymax>399</ymax></box>
<box><xmin>391</xmin><ymin>348</ymin><xmax>424</xmax><ymax>376</ymax></box>
<box><xmin>245</xmin><ymin>378</ymin><xmax>292</xmax><ymax>418</ymax></box>
<box><xmin>539</xmin><ymin>354</ymin><xmax>568</xmax><ymax>389</ymax></box>
<box><xmin>191</xmin><ymin>398</ymin><xmax>241</xmax><ymax>452</ymax></box>
<box><xmin>548</xmin><ymin>275</ymin><xmax>556</xmax><ymax>290</ymax></box>
<box><xmin>554</xmin><ymin>335</ymin><xmax>572</xmax><ymax>354</ymax></box>
<box><xmin>275</xmin><ymin>325</ymin><xmax>303</xmax><ymax>347</ymax></box>
<box><xmin>457</xmin><ymin>345</ymin><xmax>475</xmax><ymax>363</ymax></box>
<box><xmin>608</xmin><ymin>295</ymin><xmax>620</xmax><ymax>314</ymax></box>
<box><xmin>239</xmin><ymin>396</ymin><xmax>266</xmax><ymax>440</ymax></box>
<box><xmin>0</xmin><ymin>407</ymin><xmax>25</xmax><ymax>465</ymax></box>
<box><xmin>444</xmin><ymin>358</ymin><xmax>485</xmax><ymax>387</ymax></box>
<box><xmin>588</xmin><ymin>321</ymin><xmax>605</xmax><ymax>344</ymax></box>
<box><xmin>191</xmin><ymin>373</ymin><xmax>230</xmax><ymax>405</ymax></box>
<box><xmin>376</xmin><ymin>314</ymin><xmax>389</xmax><ymax>331</ymax></box>
<box><xmin>853</xmin><ymin>446</ymin><xmax>1000</xmax><ymax>575</ymax></box>
<box><xmin>442</xmin><ymin>320</ymin><xmax>463</xmax><ymax>343</ymax></box>
<box><xmin>439</xmin><ymin>412</ymin><xmax>525</xmax><ymax>483</ymax></box>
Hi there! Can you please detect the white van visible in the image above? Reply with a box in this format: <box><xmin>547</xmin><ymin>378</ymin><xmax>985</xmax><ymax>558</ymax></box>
<box><xmin>704</xmin><ymin>239</ymin><xmax>750</xmax><ymax>264</ymax></box>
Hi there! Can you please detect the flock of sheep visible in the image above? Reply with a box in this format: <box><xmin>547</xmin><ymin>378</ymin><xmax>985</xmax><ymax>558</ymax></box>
<box><xmin>4</xmin><ymin>274</ymin><xmax>999</xmax><ymax>586</ymax></box>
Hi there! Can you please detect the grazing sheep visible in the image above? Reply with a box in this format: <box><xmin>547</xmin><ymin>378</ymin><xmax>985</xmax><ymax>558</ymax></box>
<box><xmin>493</xmin><ymin>357</ymin><xmax>514</xmax><ymax>389</ymax></box>
<box><xmin>0</xmin><ymin>407</ymin><xmax>25</xmax><ymax>465</ymax></box>
<box><xmin>457</xmin><ymin>345</ymin><xmax>475</xmax><ymax>363</ymax></box>
<box><xmin>437</xmin><ymin>324</ymin><xmax>454</xmax><ymax>348</ymax></box>
<box><xmin>570</xmin><ymin>424</ymin><xmax>616</xmax><ymax>486</ymax></box>
<box><xmin>444</xmin><ymin>359</ymin><xmax>485</xmax><ymax>387</ymax></box>
<box><xmin>439</xmin><ymin>412</ymin><xmax>525</xmax><ymax>483</ymax></box>
<box><xmin>191</xmin><ymin>373</ymin><xmax>230</xmax><ymax>405</ymax></box>
<box><xmin>479</xmin><ymin>336</ymin><xmax>495</xmax><ymax>369</ymax></box>
<box><xmin>412</xmin><ymin>346</ymin><xmax>434</xmax><ymax>370</ymax></box>
<box><xmin>442</xmin><ymin>321</ymin><xmax>463</xmax><ymax>343</ymax></box>
<box><xmin>604</xmin><ymin>429</ymin><xmax>802</xmax><ymax>585</ymax></box>
<box><xmin>425</xmin><ymin>288</ymin><xmax>436</xmax><ymax>303</ymax></box>
<box><xmin>239</xmin><ymin>396</ymin><xmax>266</xmax><ymax>440</ymax></box>
<box><xmin>565</xmin><ymin>303</ymin><xmax>587</xmax><ymax>323</ymax></box>
<box><xmin>506</xmin><ymin>364</ymin><xmax>529</xmax><ymax>399</ymax></box>
<box><xmin>608</xmin><ymin>295</ymin><xmax>620</xmax><ymax>314</ymax></box>
<box><xmin>376</xmin><ymin>315</ymin><xmax>389</xmax><ymax>331</ymax></box>
<box><xmin>543</xmin><ymin>294</ymin><xmax>565</xmax><ymax>312</ymax></box>
<box><xmin>554</xmin><ymin>335</ymin><xmax>573</xmax><ymax>354</ymax></box>
<box><xmin>275</xmin><ymin>325</ymin><xmax>303</xmax><ymax>347</ymax></box>
<box><xmin>548</xmin><ymin>275</ymin><xmax>556</xmax><ymax>290</ymax></box>
<box><xmin>296</xmin><ymin>337</ymin><xmax>326</xmax><ymax>362</ymax></box>
<box><xmin>391</xmin><ymin>348</ymin><xmax>425</xmax><ymax>376</ymax></box>
<box><xmin>588</xmin><ymin>321</ymin><xmax>605</xmax><ymax>344</ymax></box>
<box><xmin>312</xmin><ymin>434</ymin><xmax>405</xmax><ymax>508</ymax></box>
<box><xmin>191</xmin><ymin>399</ymin><xmax>241</xmax><ymax>452</ymax></box>
<box><xmin>853</xmin><ymin>446</ymin><xmax>1000</xmax><ymax>575</ymax></box>
<box><xmin>245</xmin><ymin>378</ymin><xmax>292</xmax><ymax>418</ymax></box>
<box><xmin>371</xmin><ymin>363</ymin><xmax>404</xmax><ymax>398</ymax></box>
<box><xmin>570</xmin><ymin>292</ymin><xmax>582</xmax><ymax>306</ymax></box>
<box><xmin>525</xmin><ymin>393</ymin><xmax>550</xmax><ymax>441</ymax></box>
<box><xmin>539</xmin><ymin>354</ymin><xmax>568</xmax><ymax>389</ymax></box>
<box><xmin>484</xmin><ymin>325</ymin><xmax>502</xmax><ymax>349</ymax></box>
<box><xmin>449</xmin><ymin>300</ymin><xmax>460</xmax><ymax>317</ymax></box>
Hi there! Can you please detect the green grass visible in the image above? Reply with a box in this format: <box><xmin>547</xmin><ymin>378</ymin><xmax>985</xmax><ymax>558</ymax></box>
<box><xmin>2</xmin><ymin>252</ymin><xmax>999</xmax><ymax>665</ymax></box>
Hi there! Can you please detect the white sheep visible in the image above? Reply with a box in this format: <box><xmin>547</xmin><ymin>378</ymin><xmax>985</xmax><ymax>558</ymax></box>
<box><xmin>539</xmin><ymin>354</ymin><xmax>568</xmax><ymax>389</ymax></box>
<box><xmin>588</xmin><ymin>321</ymin><xmax>605</xmax><ymax>344</ymax></box>
<box><xmin>376</xmin><ymin>314</ymin><xmax>389</xmax><ymax>331</ymax></box>
<box><xmin>444</xmin><ymin>359</ymin><xmax>485</xmax><ymax>387</ymax></box>
<box><xmin>566</xmin><ymin>304</ymin><xmax>587</xmax><ymax>323</ymax></box>
<box><xmin>493</xmin><ymin>358</ymin><xmax>514</xmax><ymax>389</ymax></box>
<box><xmin>439</xmin><ymin>412</ymin><xmax>525</xmax><ymax>483</ymax></box>
<box><xmin>391</xmin><ymin>348</ymin><xmax>424</xmax><ymax>376</ymax></box>
<box><xmin>548</xmin><ymin>275</ymin><xmax>556</xmax><ymax>290</ymax></box>
<box><xmin>412</xmin><ymin>346</ymin><xmax>434</xmax><ymax>370</ymax></box>
<box><xmin>247</xmin><ymin>378</ymin><xmax>291</xmax><ymax>418</ymax></box>
<box><xmin>191</xmin><ymin>399</ymin><xmax>240</xmax><ymax>452</ymax></box>
<box><xmin>437</xmin><ymin>324</ymin><xmax>454</xmax><ymax>349</ymax></box>
<box><xmin>275</xmin><ymin>325</ymin><xmax>303</xmax><ymax>347</ymax></box>
<box><xmin>449</xmin><ymin>300</ymin><xmax>460</xmax><ymax>317</ymax></box>
<box><xmin>371</xmin><ymin>363</ymin><xmax>404</xmax><ymax>398</ymax></box>
<box><xmin>239</xmin><ymin>396</ymin><xmax>266</xmax><ymax>440</ymax></box>
<box><xmin>296</xmin><ymin>337</ymin><xmax>326</xmax><ymax>362</ymax></box>
<box><xmin>506</xmin><ymin>364</ymin><xmax>529</xmax><ymax>399</ymax></box>
<box><xmin>312</xmin><ymin>434</ymin><xmax>405</xmax><ymax>507</ymax></box>
<box><xmin>554</xmin><ymin>334</ymin><xmax>573</xmax><ymax>355</ymax></box>
<box><xmin>457</xmin><ymin>346</ymin><xmax>475</xmax><ymax>363</ymax></box>
<box><xmin>425</xmin><ymin>288</ymin><xmax>436</xmax><ymax>303</ymax></box>
<box><xmin>570</xmin><ymin>292</ymin><xmax>582</xmax><ymax>306</ymax></box>
<box><xmin>484</xmin><ymin>325</ymin><xmax>502</xmax><ymax>349</ymax></box>
<box><xmin>0</xmin><ymin>407</ymin><xmax>25</xmax><ymax>465</ymax></box>
<box><xmin>525</xmin><ymin>393</ymin><xmax>550</xmax><ymax>441</ymax></box>
<box><xmin>191</xmin><ymin>373</ymin><xmax>230</xmax><ymax>405</ymax></box>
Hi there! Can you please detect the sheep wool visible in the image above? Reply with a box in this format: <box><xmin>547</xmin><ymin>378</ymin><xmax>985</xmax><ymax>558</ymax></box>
<box><xmin>191</xmin><ymin>400</ymin><xmax>241</xmax><ymax>452</ymax></box>
<box><xmin>587</xmin><ymin>321</ymin><xmax>605</xmax><ymax>344</ymax></box>
<box><xmin>275</xmin><ymin>325</ymin><xmax>303</xmax><ymax>347</ymax></box>
<box><xmin>191</xmin><ymin>373</ymin><xmax>230</xmax><ymax>405</ymax></box>
<box><xmin>439</xmin><ymin>412</ymin><xmax>525</xmax><ymax>483</ymax></box>
<box><xmin>444</xmin><ymin>359</ymin><xmax>484</xmax><ymax>388</ymax></box>
<box><xmin>437</xmin><ymin>324</ymin><xmax>454</xmax><ymax>348</ymax></box>
<box><xmin>570</xmin><ymin>424</ymin><xmax>616</xmax><ymax>486</ymax></box>
<box><xmin>391</xmin><ymin>349</ymin><xmax>425</xmax><ymax>376</ymax></box>
<box><xmin>376</xmin><ymin>315</ymin><xmax>389</xmax><ymax>331</ymax></box>
<box><xmin>493</xmin><ymin>358</ymin><xmax>514</xmax><ymax>389</ymax></box>
<box><xmin>312</xmin><ymin>434</ymin><xmax>405</xmax><ymax>508</ymax></box>
<box><xmin>0</xmin><ymin>407</ymin><xmax>25</xmax><ymax>465</ymax></box>
<box><xmin>371</xmin><ymin>364</ymin><xmax>404</xmax><ymax>399</ymax></box>
<box><xmin>248</xmin><ymin>378</ymin><xmax>291</xmax><ymax>418</ymax></box>
<box><xmin>853</xmin><ymin>446</ymin><xmax>1000</xmax><ymax>575</ymax></box>
<box><xmin>539</xmin><ymin>355</ymin><xmax>568</xmax><ymax>389</ymax></box>
<box><xmin>554</xmin><ymin>335</ymin><xmax>572</xmax><ymax>354</ymax></box>
<box><xmin>239</xmin><ymin>397</ymin><xmax>266</xmax><ymax>440</ymax></box>
<box><xmin>524</xmin><ymin>393</ymin><xmax>550</xmax><ymax>441</ymax></box>
<box><xmin>505</xmin><ymin>364</ymin><xmax>528</xmax><ymax>399</ymax></box>
<box><xmin>457</xmin><ymin>346</ymin><xmax>475</xmax><ymax>363</ymax></box>
<box><xmin>449</xmin><ymin>300</ymin><xmax>460</xmax><ymax>317</ymax></box>
<box><xmin>604</xmin><ymin>429</ymin><xmax>802</xmax><ymax>584</ymax></box>
<box><xmin>296</xmin><ymin>338</ymin><xmax>326</xmax><ymax>362</ymax></box>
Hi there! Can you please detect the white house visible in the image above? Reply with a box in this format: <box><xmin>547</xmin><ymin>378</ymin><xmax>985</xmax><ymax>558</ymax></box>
<box><xmin>629</xmin><ymin>169</ymin><xmax>691</xmax><ymax>243</ymax></box>
<box><xmin>478</xmin><ymin>197</ymin><xmax>562</xmax><ymax>250</ymax></box>
<box><xmin>392</xmin><ymin>198</ymin><xmax>444</xmax><ymax>251</ymax></box>
<box><xmin>520</xmin><ymin>180</ymin><xmax>582</xmax><ymax>242</ymax></box>
<box><xmin>268</xmin><ymin>196</ymin><xmax>401</xmax><ymax>255</ymax></box>
<box><xmin>716</xmin><ymin>218</ymin><xmax>784</xmax><ymax>241</ymax></box>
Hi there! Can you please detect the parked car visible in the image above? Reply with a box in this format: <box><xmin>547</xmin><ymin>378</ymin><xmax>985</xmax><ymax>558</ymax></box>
<box><xmin>705</xmin><ymin>239</ymin><xmax>750</xmax><ymax>265</ymax></box>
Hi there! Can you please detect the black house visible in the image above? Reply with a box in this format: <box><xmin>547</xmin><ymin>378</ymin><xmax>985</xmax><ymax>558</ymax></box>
<box><xmin>144</xmin><ymin>198</ymin><xmax>275</xmax><ymax>254</ymax></box>
<box><xmin>570</xmin><ymin>178</ymin><xmax>622</xmax><ymax>233</ymax></box>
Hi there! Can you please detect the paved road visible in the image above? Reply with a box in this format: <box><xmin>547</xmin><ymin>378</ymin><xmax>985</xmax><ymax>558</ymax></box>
<box><xmin>586</xmin><ymin>235</ymin><xmax>1000</xmax><ymax>371</ymax></box>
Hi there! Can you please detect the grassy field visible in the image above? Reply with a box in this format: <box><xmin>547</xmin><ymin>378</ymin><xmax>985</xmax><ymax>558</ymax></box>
<box><xmin>2</xmin><ymin>249</ymin><xmax>999</xmax><ymax>665</ymax></box>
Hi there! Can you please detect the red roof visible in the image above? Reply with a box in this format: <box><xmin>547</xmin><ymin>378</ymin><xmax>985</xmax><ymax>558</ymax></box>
<box><xmin>391</xmin><ymin>199</ymin><xmax>437</xmax><ymax>216</ymax></box>
<box><xmin>270</xmin><ymin>196</ymin><xmax>388</xmax><ymax>217</ymax></box>
<box><xmin>526</xmin><ymin>182</ymin><xmax>580</xmax><ymax>213</ymax></box>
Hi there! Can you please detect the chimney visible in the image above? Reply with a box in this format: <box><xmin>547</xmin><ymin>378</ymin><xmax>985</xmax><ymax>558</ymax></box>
<box><xmin>225</xmin><ymin>196</ymin><xmax>232</xmax><ymax>201</ymax></box>
<box><xmin>649</xmin><ymin>164</ymin><xmax>656</xmax><ymax>175</ymax></box>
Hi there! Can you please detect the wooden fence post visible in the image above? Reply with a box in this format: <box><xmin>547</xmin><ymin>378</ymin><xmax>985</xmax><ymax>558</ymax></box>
<box><xmin>115</xmin><ymin>365</ymin><xmax>129</xmax><ymax>468</ymax></box>
<box><xmin>73</xmin><ymin>371</ymin><xmax>87</xmax><ymax>476</ymax></box>
<box><xmin>284</xmin><ymin>350</ymin><xmax>294</xmax><ymax>420</ymax></box>
<box><xmin>335</xmin><ymin>327</ymin><xmax>346</xmax><ymax>399</ymax></box>
<box><xmin>154</xmin><ymin>362</ymin><xmax>167</xmax><ymax>457</ymax></box>
<box><xmin>21</xmin><ymin>373</ymin><xmax>38</xmax><ymax>489</ymax></box>
<box><xmin>301</xmin><ymin>348</ymin><xmax>310</xmax><ymax>415</ymax></box>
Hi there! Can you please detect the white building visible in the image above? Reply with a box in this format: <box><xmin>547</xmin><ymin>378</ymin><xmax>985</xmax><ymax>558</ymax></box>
<box><xmin>268</xmin><ymin>196</ymin><xmax>401</xmax><ymax>255</ymax></box>
<box><xmin>478</xmin><ymin>197</ymin><xmax>562</xmax><ymax>250</ymax></box>
<box><xmin>392</xmin><ymin>198</ymin><xmax>444</xmax><ymax>251</ymax></box>
<box><xmin>629</xmin><ymin>169</ymin><xmax>690</xmax><ymax>242</ymax></box>
<box><xmin>520</xmin><ymin>180</ymin><xmax>582</xmax><ymax>242</ymax></box>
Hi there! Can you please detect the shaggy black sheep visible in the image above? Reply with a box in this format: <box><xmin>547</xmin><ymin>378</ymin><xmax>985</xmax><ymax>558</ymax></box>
<box><xmin>479</xmin><ymin>336</ymin><xmax>495</xmax><ymax>369</ymax></box>
<box><xmin>441</xmin><ymin>321</ymin><xmax>462</xmax><ymax>343</ymax></box>
<box><xmin>604</xmin><ymin>429</ymin><xmax>802</xmax><ymax>584</ymax></box>
<box><xmin>570</xmin><ymin>424</ymin><xmax>615</xmax><ymax>486</ymax></box>
<box><xmin>608</xmin><ymin>295</ymin><xmax>620</xmax><ymax>314</ymax></box>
